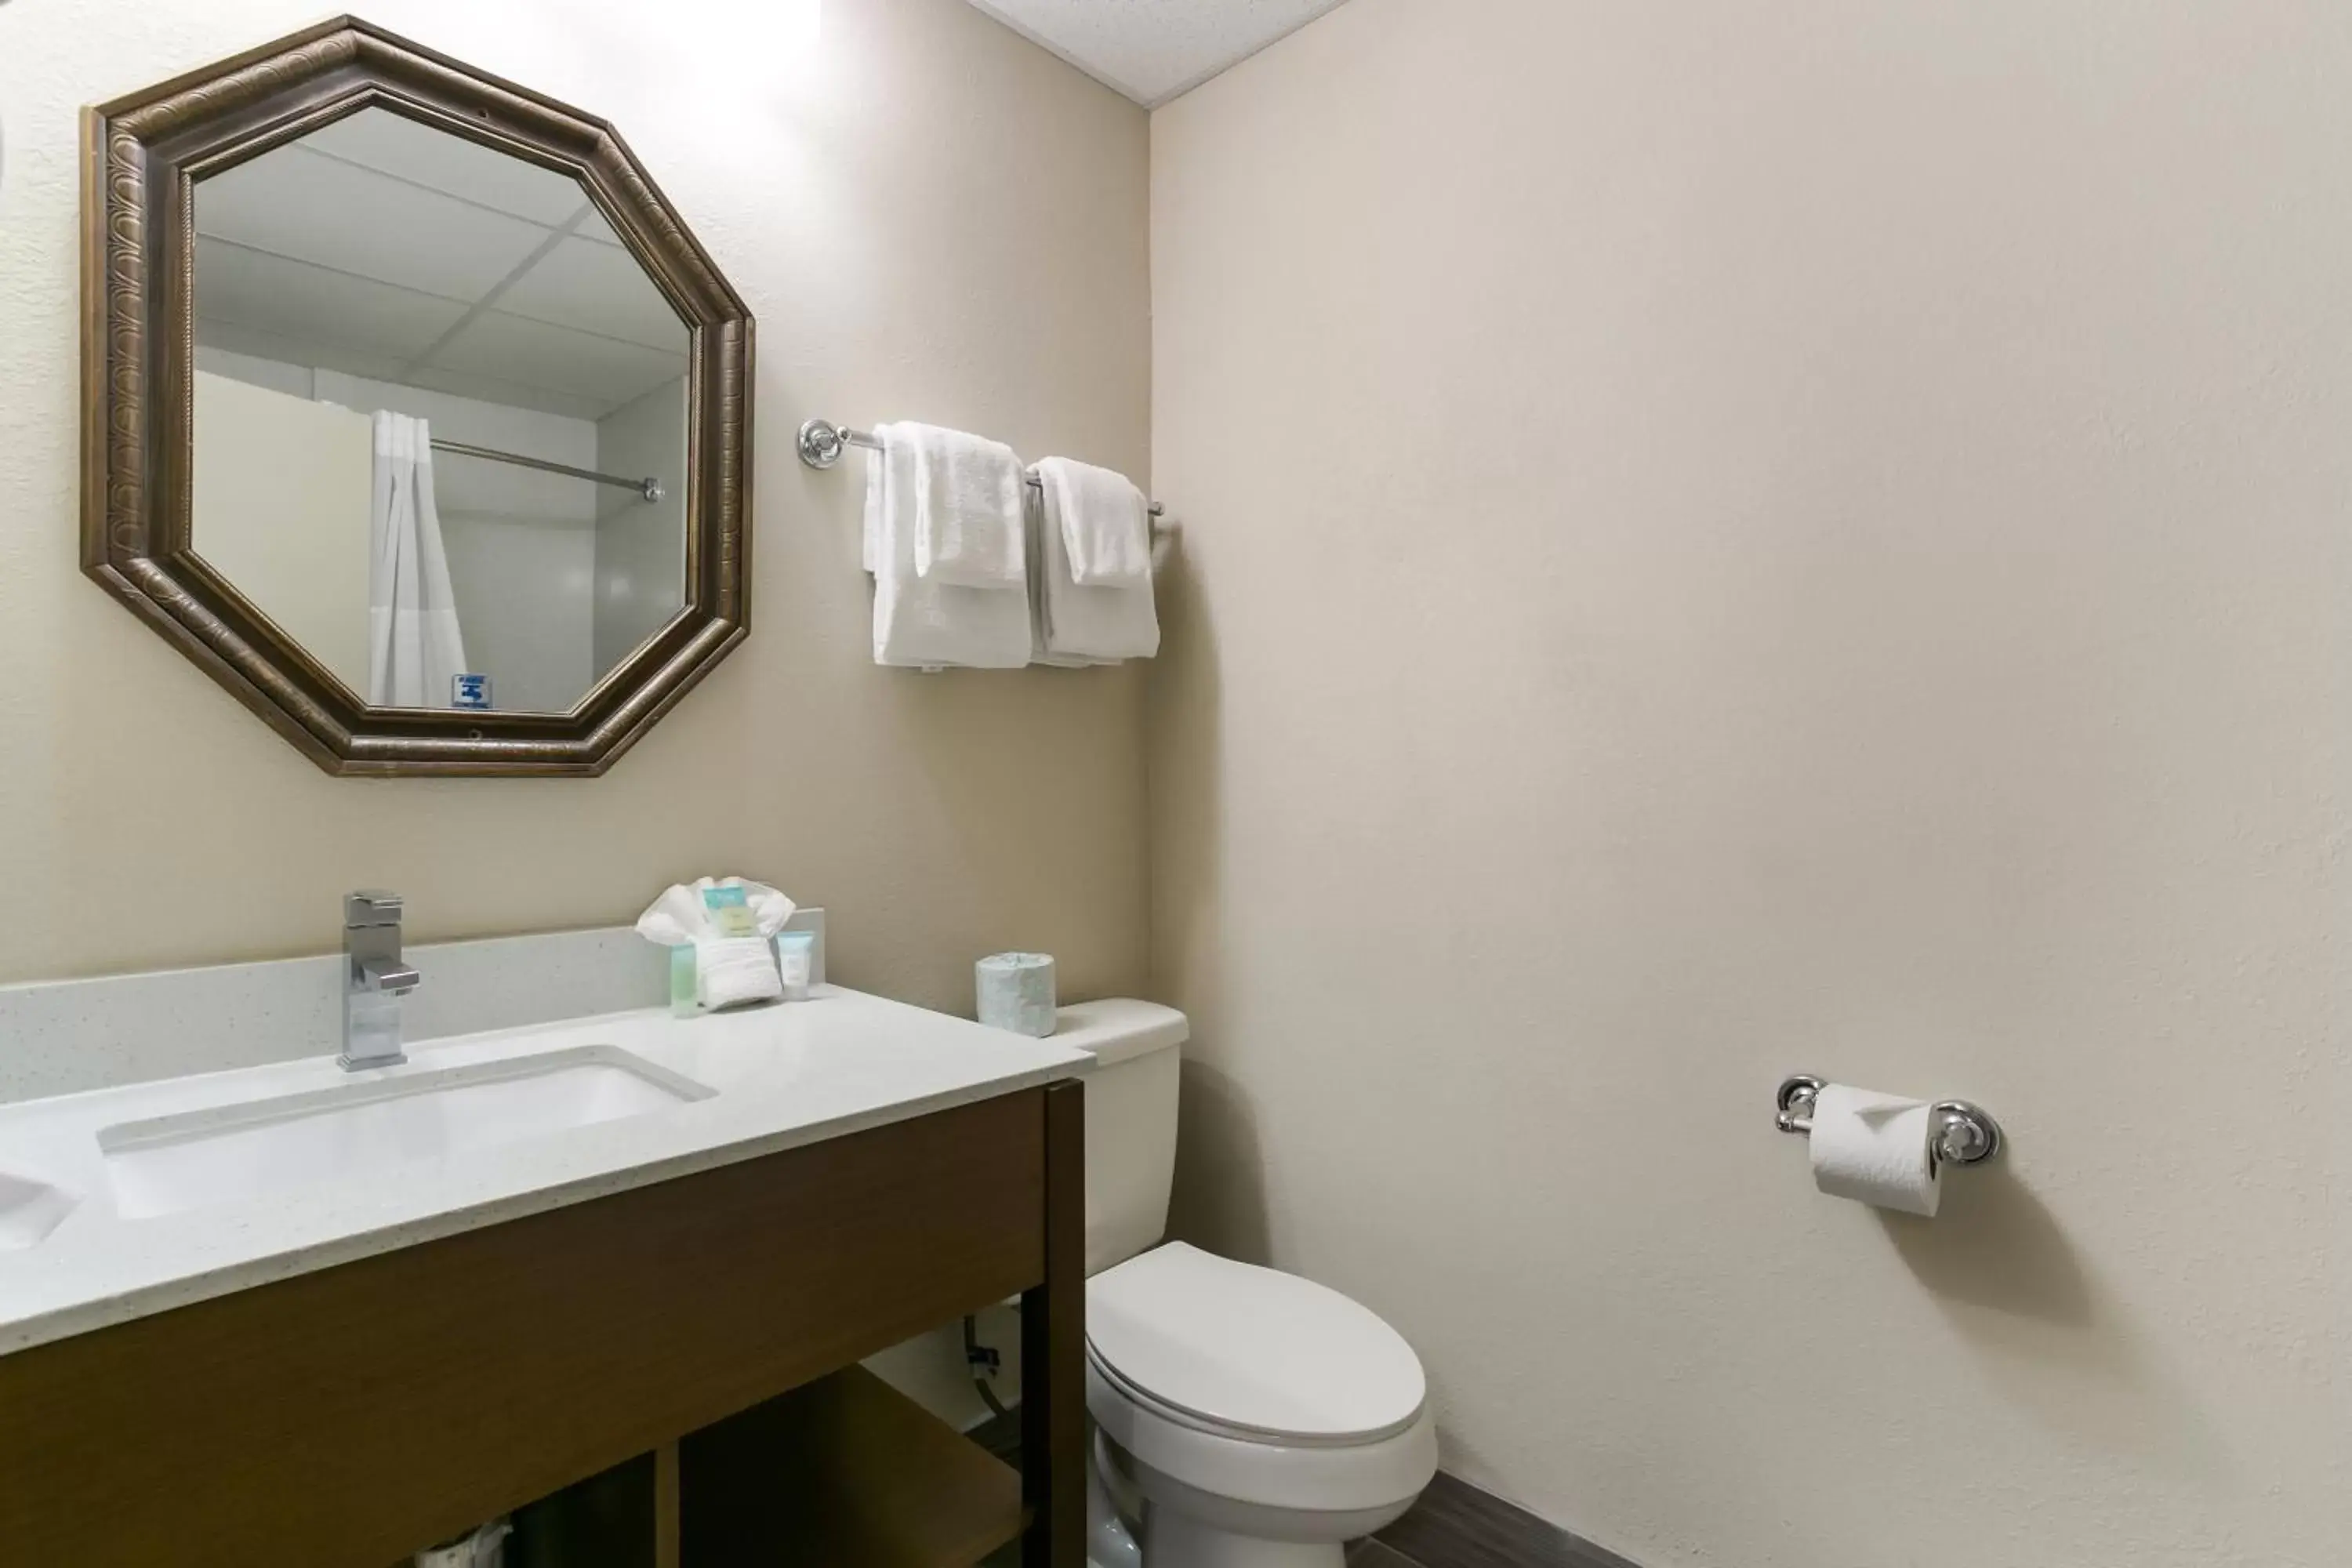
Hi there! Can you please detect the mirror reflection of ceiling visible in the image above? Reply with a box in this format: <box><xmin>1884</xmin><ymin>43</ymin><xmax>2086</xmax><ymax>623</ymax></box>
<box><xmin>194</xmin><ymin>109</ymin><xmax>690</xmax><ymax>421</ymax></box>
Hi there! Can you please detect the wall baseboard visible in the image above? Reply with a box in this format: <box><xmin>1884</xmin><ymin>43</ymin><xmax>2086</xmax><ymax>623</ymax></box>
<box><xmin>1370</xmin><ymin>1472</ymin><xmax>1643</xmax><ymax>1568</ymax></box>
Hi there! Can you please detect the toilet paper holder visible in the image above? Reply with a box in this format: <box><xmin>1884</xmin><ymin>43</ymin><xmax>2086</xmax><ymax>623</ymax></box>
<box><xmin>1774</xmin><ymin>1075</ymin><xmax>2004</xmax><ymax>1168</ymax></box>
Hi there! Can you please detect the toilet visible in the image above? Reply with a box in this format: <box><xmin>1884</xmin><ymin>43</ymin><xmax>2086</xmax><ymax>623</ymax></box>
<box><xmin>1052</xmin><ymin>1000</ymin><xmax>1437</xmax><ymax>1568</ymax></box>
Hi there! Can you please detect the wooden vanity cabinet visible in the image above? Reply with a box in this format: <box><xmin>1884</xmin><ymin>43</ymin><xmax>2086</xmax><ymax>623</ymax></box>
<box><xmin>0</xmin><ymin>1080</ymin><xmax>1085</xmax><ymax>1568</ymax></box>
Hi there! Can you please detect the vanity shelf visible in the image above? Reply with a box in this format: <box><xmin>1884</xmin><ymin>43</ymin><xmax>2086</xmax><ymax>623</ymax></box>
<box><xmin>493</xmin><ymin>1366</ymin><xmax>1022</xmax><ymax>1568</ymax></box>
<box><xmin>682</xmin><ymin>1365</ymin><xmax>1027</xmax><ymax>1567</ymax></box>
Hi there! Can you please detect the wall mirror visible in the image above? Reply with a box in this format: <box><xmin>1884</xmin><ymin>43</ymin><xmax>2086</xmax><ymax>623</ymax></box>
<box><xmin>83</xmin><ymin>17</ymin><xmax>753</xmax><ymax>775</ymax></box>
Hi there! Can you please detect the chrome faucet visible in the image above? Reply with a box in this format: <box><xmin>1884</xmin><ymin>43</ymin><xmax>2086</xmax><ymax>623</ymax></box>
<box><xmin>339</xmin><ymin>891</ymin><xmax>421</xmax><ymax>1071</ymax></box>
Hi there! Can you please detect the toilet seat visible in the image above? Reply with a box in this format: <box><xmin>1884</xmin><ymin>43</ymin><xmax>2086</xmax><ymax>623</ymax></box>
<box><xmin>1084</xmin><ymin>1245</ymin><xmax>1440</xmax><ymax>1559</ymax></box>
<box><xmin>1086</xmin><ymin>1241</ymin><xmax>1430</xmax><ymax>1444</ymax></box>
<box><xmin>1088</xmin><ymin>1349</ymin><xmax>1439</xmax><ymax>1519</ymax></box>
<box><xmin>1083</xmin><ymin>1342</ymin><xmax>1414</xmax><ymax>1455</ymax></box>
<box><xmin>1086</xmin><ymin>1243</ymin><xmax>1427</xmax><ymax>1447</ymax></box>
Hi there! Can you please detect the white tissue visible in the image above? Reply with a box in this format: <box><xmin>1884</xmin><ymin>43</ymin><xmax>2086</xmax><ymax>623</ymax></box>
<box><xmin>1809</xmin><ymin>1083</ymin><xmax>1942</xmax><ymax>1218</ymax></box>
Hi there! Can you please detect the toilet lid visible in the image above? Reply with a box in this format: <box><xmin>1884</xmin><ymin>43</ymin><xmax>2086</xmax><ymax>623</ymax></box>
<box><xmin>1085</xmin><ymin>1243</ymin><xmax>1426</xmax><ymax>1444</ymax></box>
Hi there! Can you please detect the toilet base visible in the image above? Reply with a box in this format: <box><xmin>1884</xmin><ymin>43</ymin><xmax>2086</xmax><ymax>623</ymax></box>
<box><xmin>1142</xmin><ymin>1511</ymin><xmax>1345</xmax><ymax>1568</ymax></box>
<box><xmin>1091</xmin><ymin>1424</ymin><xmax>1419</xmax><ymax>1568</ymax></box>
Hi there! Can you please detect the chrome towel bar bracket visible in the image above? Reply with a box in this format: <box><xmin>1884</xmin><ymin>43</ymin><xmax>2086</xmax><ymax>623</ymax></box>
<box><xmin>797</xmin><ymin>418</ymin><xmax>1166</xmax><ymax>518</ymax></box>
<box><xmin>796</xmin><ymin>417</ymin><xmax>878</xmax><ymax>468</ymax></box>
<box><xmin>1775</xmin><ymin>1074</ymin><xmax>2004</xmax><ymax>1169</ymax></box>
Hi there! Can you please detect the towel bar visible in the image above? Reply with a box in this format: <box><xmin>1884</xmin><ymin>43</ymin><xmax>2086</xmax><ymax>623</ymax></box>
<box><xmin>797</xmin><ymin>418</ymin><xmax>1166</xmax><ymax>519</ymax></box>
<box><xmin>1774</xmin><ymin>1074</ymin><xmax>2004</xmax><ymax>1168</ymax></box>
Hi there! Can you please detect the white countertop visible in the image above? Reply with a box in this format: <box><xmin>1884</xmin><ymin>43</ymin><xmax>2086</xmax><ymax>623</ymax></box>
<box><xmin>0</xmin><ymin>987</ymin><xmax>1091</xmax><ymax>1357</ymax></box>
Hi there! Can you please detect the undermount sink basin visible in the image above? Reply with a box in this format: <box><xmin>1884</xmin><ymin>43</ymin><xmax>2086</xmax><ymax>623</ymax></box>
<box><xmin>97</xmin><ymin>1046</ymin><xmax>715</xmax><ymax>1221</ymax></box>
<box><xmin>0</xmin><ymin>1173</ymin><xmax>79</xmax><ymax>1252</ymax></box>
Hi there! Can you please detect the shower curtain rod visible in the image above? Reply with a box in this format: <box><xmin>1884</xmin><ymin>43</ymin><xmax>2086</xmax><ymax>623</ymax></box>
<box><xmin>430</xmin><ymin>438</ymin><xmax>664</xmax><ymax>505</ymax></box>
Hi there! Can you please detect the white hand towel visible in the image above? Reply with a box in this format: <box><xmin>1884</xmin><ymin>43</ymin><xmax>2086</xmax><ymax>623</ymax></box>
<box><xmin>1036</xmin><ymin>456</ymin><xmax>1151</xmax><ymax>587</ymax></box>
<box><xmin>900</xmin><ymin>421</ymin><xmax>1027</xmax><ymax>589</ymax></box>
<box><xmin>1030</xmin><ymin>460</ymin><xmax>1160</xmax><ymax>665</ymax></box>
<box><xmin>866</xmin><ymin>425</ymin><xmax>1033</xmax><ymax>669</ymax></box>
<box><xmin>698</xmin><ymin>935</ymin><xmax>784</xmax><ymax>1011</ymax></box>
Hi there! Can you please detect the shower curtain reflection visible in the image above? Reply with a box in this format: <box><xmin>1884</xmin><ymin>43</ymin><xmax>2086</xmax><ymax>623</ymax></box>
<box><xmin>367</xmin><ymin>412</ymin><xmax>470</xmax><ymax>709</ymax></box>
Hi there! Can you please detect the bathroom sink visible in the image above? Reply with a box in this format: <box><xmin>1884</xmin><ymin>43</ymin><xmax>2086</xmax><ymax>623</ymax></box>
<box><xmin>0</xmin><ymin>1173</ymin><xmax>79</xmax><ymax>1252</ymax></box>
<box><xmin>96</xmin><ymin>1046</ymin><xmax>715</xmax><ymax>1221</ymax></box>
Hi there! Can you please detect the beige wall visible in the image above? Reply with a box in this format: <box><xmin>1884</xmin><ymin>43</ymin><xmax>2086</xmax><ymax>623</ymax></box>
<box><xmin>0</xmin><ymin>0</ymin><xmax>1150</xmax><ymax>1008</ymax></box>
<box><xmin>1149</xmin><ymin>3</ymin><xmax>2350</xmax><ymax>1566</ymax></box>
<box><xmin>192</xmin><ymin>371</ymin><xmax>375</xmax><ymax>696</ymax></box>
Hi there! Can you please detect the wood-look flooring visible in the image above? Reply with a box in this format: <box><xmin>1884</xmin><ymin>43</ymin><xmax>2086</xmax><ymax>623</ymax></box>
<box><xmin>966</xmin><ymin>1415</ymin><xmax>1641</xmax><ymax>1568</ymax></box>
<box><xmin>1366</xmin><ymin>1472</ymin><xmax>1642</xmax><ymax>1568</ymax></box>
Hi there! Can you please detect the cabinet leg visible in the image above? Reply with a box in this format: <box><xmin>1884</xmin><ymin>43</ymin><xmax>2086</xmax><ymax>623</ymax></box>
<box><xmin>1022</xmin><ymin>1079</ymin><xmax>1086</xmax><ymax>1568</ymax></box>
<box><xmin>653</xmin><ymin>1441</ymin><xmax>679</xmax><ymax>1568</ymax></box>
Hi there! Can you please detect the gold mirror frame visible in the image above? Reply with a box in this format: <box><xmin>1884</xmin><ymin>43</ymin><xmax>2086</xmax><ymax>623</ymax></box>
<box><xmin>82</xmin><ymin>16</ymin><xmax>753</xmax><ymax>777</ymax></box>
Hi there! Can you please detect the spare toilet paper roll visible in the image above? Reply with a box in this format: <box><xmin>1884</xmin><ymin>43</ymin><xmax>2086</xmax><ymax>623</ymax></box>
<box><xmin>977</xmin><ymin>952</ymin><xmax>1057</xmax><ymax>1037</ymax></box>
<box><xmin>1809</xmin><ymin>1083</ymin><xmax>1942</xmax><ymax>1217</ymax></box>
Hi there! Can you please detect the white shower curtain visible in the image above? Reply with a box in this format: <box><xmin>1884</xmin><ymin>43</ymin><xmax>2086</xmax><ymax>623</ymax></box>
<box><xmin>367</xmin><ymin>412</ymin><xmax>469</xmax><ymax>707</ymax></box>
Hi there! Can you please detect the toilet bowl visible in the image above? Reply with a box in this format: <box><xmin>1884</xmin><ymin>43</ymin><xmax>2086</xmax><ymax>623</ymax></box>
<box><xmin>1083</xmin><ymin>1243</ymin><xmax>1437</xmax><ymax>1568</ymax></box>
<box><xmin>1047</xmin><ymin>1002</ymin><xmax>1437</xmax><ymax>1568</ymax></box>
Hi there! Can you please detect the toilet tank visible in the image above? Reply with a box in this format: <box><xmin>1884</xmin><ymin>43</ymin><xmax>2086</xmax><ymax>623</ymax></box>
<box><xmin>1050</xmin><ymin>1000</ymin><xmax>1188</xmax><ymax>1276</ymax></box>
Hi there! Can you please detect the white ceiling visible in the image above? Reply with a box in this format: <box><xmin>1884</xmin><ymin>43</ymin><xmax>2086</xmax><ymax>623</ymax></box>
<box><xmin>194</xmin><ymin>108</ymin><xmax>690</xmax><ymax>421</ymax></box>
<box><xmin>965</xmin><ymin>0</ymin><xmax>1356</xmax><ymax>107</ymax></box>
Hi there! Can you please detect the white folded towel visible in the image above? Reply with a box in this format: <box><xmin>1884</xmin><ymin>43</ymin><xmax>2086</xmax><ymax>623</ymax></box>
<box><xmin>898</xmin><ymin>422</ymin><xmax>1028</xmax><ymax>589</ymax></box>
<box><xmin>633</xmin><ymin>877</ymin><xmax>797</xmax><ymax>1013</ymax></box>
<box><xmin>697</xmin><ymin>935</ymin><xmax>784</xmax><ymax>1011</ymax></box>
<box><xmin>866</xmin><ymin>424</ymin><xmax>1033</xmax><ymax>669</ymax></box>
<box><xmin>1037</xmin><ymin>456</ymin><xmax>1151</xmax><ymax>586</ymax></box>
<box><xmin>1030</xmin><ymin>457</ymin><xmax>1160</xmax><ymax>665</ymax></box>
<box><xmin>634</xmin><ymin>876</ymin><xmax>797</xmax><ymax>946</ymax></box>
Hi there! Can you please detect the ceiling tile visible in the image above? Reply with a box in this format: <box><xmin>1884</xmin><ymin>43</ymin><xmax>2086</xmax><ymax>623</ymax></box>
<box><xmin>965</xmin><ymin>0</ymin><xmax>1356</xmax><ymax>106</ymax></box>
<box><xmin>405</xmin><ymin>367</ymin><xmax>615</xmax><ymax>424</ymax></box>
<box><xmin>193</xmin><ymin>321</ymin><xmax>412</xmax><ymax>387</ymax></box>
<box><xmin>492</xmin><ymin>237</ymin><xmax>689</xmax><ymax>353</ymax></box>
<box><xmin>427</xmin><ymin>311</ymin><xmax>690</xmax><ymax>417</ymax></box>
<box><xmin>198</xmin><ymin>146</ymin><xmax>554</xmax><ymax>304</ymax></box>
<box><xmin>194</xmin><ymin>238</ymin><xmax>468</xmax><ymax>363</ymax></box>
<box><xmin>299</xmin><ymin>107</ymin><xmax>591</xmax><ymax>228</ymax></box>
<box><xmin>573</xmin><ymin>209</ymin><xmax>627</xmax><ymax>249</ymax></box>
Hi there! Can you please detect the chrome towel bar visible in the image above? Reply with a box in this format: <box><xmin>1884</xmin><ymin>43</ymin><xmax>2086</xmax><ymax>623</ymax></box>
<box><xmin>797</xmin><ymin>418</ymin><xmax>1165</xmax><ymax>518</ymax></box>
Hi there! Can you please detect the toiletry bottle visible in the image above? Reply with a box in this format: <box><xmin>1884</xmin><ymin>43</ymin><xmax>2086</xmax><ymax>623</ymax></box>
<box><xmin>775</xmin><ymin>931</ymin><xmax>815</xmax><ymax>1002</ymax></box>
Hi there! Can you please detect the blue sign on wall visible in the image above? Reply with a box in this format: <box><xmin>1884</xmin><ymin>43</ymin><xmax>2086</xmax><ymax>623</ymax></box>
<box><xmin>452</xmin><ymin>673</ymin><xmax>492</xmax><ymax>710</ymax></box>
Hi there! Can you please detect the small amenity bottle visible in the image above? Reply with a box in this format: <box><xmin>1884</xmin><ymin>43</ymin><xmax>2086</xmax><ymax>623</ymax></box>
<box><xmin>775</xmin><ymin>931</ymin><xmax>815</xmax><ymax>1001</ymax></box>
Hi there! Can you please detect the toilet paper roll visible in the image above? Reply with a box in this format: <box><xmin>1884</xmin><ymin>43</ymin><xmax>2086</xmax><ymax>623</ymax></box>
<box><xmin>1809</xmin><ymin>1083</ymin><xmax>1942</xmax><ymax>1217</ymax></box>
<box><xmin>977</xmin><ymin>953</ymin><xmax>1057</xmax><ymax>1037</ymax></box>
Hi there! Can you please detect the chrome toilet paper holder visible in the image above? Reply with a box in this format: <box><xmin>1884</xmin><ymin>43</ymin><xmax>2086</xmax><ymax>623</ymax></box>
<box><xmin>1775</xmin><ymin>1075</ymin><xmax>2005</xmax><ymax>1169</ymax></box>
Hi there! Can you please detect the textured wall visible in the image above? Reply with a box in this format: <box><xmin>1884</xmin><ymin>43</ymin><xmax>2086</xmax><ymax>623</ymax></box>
<box><xmin>0</xmin><ymin>0</ymin><xmax>1151</xmax><ymax>1009</ymax></box>
<box><xmin>1149</xmin><ymin>2</ymin><xmax>2351</xmax><ymax>1564</ymax></box>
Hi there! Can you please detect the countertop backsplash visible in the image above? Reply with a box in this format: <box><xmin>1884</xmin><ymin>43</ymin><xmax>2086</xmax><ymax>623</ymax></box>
<box><xmin>0</xmin><ymin>909</ymin><xmax>826</xmax><ymax>1105</ymax></box>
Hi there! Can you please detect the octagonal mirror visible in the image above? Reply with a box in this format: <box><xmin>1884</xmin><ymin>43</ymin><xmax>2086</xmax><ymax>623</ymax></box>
<box><xmin>82</xmin><ymin>18</ymin><xmax>753</xmax><ymax>775</ymax></box>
